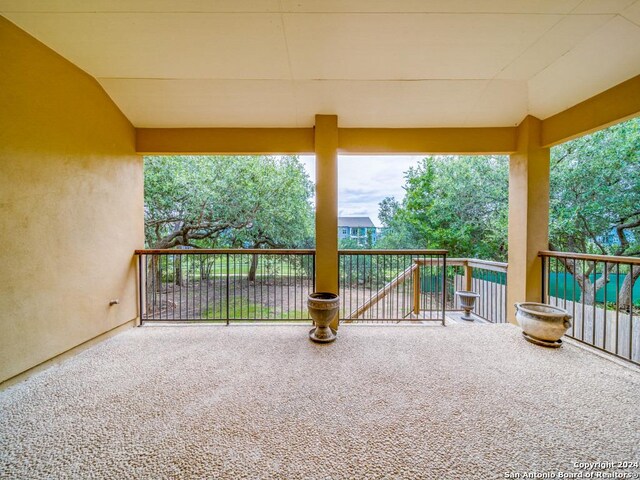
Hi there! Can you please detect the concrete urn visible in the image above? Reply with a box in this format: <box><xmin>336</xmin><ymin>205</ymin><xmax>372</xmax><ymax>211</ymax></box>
<box><xmin>308</xmin><ymin>292</ymin><xmax>339</xmax><ymax>343</ymax></box>
<box><xmin>455</xmin><ymin>291</ymin><xmax>481</xmax><ymax>321</ymax></box>
<box><xmin>515</xmin><ymin>302</ymin><xmax>572</xmax><ymax>348</ymax></box>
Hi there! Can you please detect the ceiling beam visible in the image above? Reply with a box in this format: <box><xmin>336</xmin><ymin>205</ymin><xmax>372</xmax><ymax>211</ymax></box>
<box><xmin>541</xmin><ymin>74</ymin><xmax>640</xmax><ymax>148</ymax></box>
<box><xmin>136</xmin><ymin>128</ymin><xmax>315</xmax><ymax>155</ymax></box>
<box><xmin>338</xmin><ymin>127</ymin><xmax>517</xmax><ymax>154</ymax></box>
<box><xmin>136</xmin><ymin>125</ymin><xmax>518</xmax><ymax>155</ymax></box>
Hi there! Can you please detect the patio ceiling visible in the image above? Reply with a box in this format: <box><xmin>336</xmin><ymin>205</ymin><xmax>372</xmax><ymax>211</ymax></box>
<box><xmin>2</xmin><ymin>0</ymin><xmax>640</xmax><ymax>128</ymax></box>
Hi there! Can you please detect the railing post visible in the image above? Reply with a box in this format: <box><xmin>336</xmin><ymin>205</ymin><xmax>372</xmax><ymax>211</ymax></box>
<box><xmin>312</xmin><ymin>253</ymin><xmax>316</xmax><ymax>293</ymax></box>
<box><xmin>413</xmin><ymin>260</ymin><xmax>421</xmax><ymax>315</ymax></box>
<box><xmin>464</xmin><ymin>261</ymin><xmax>473</xmax><ymax>292</ymax></box>
<box><xmin>541</xmin><ymin>254</ymin><xmax>546</xmax><ymax>303</ymax></box>
<box><xmin>137</xmin><ymin>254</ymin><xmax>143</xmax><ymax>326</ymax></box>
<box><xmin>226</xmin><ymin>253</ymin><xmax>230</xmax><ymax>326</ymax></box>
<box><xmin>442</xmin><ymin>255</ymin><xmax>447</xmax><ymax>325</ymax></box>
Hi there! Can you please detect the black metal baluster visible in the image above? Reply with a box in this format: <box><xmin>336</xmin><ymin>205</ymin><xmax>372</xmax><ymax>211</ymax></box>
<box><xmin>615</xmin><ymin>262</ymin><xmax>620</xmax><ymax>355</ymax></box>
<box><xmin>592</xmin><ymin>260</ymin><xmax>597</xmax><ymax>345</ymax></box>
<box><xmin>629</xmin><ymin>264</ymin><xmax>634</xmax><ymax>362</ymax></box>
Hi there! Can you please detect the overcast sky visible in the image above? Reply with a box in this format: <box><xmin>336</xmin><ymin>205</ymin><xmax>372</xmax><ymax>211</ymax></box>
<box><xmin>300</xmin><ymin>155</ymin><xmax>424</xmax><ymax>227</ymax></box>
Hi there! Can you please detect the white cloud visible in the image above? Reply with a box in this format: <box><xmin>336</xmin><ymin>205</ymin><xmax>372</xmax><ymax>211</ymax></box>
<box><xmin>300</xmin><ymin>155</ymin><xmax>423</xmax><ymax>226</ymax></box>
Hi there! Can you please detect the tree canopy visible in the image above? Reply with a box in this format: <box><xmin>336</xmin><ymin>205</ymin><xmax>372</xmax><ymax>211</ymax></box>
<box><xmin>549</xmin><ymin>118</ymin><xmax>640</xmax><ymax>257</ymax></box>
<box><xmin>144</xmin><ymin>155</ymin><xmax>314</xmax><ymax>249</ymax></box>
<box><xmin>376</xmin><ymin>155</ymin><xmax>509</xmax><ymax>259</ymax></box>
<box><xmin>376</xmin><ymin>117</ymin><xmax>640</xmax><ymax>263</ymax></box>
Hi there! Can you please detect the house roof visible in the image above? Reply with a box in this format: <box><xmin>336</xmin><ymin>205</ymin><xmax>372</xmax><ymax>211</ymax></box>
<box><xmin>338</xmin><ymin>217</ymin><xmax>375</xmax><ymax>228</ymax></box>
<box><xmin>2</xmin><ymin>1</ymin><xmax>640</xmax><ymax>129</ymax></box>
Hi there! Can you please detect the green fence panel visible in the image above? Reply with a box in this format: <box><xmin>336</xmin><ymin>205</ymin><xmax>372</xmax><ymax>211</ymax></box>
<box><xmin>548</xmin><ymin>272</ymin><xmax>640</xmax><ymax>304</ymax></box>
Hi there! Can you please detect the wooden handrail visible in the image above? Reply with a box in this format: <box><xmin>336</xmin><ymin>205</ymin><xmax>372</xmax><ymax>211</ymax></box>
<box><xmin>539</xmin><ymin>250</ymin><xmax>640</xmax><ymax>266</ymax></box>
<box><xmin>345</xmin><ymin>256</ymin><xmax>509</xmax><ymax>320</ymax></box>
<box><xmin>136</xmin><ymin>248</ymin><xmax>448</xmax><ymax>255</ymax></box>
<box><xmin>135</xmin><ymin>248</ymin><xmax>315</xmax><ymax>255</ymax></box>
<box><xmin>338</xmin><ymin>249</ymin><xmax>448</xmax><ymax>255</ymax></box>
<box><xmin>465</xmin><ymin>259</ymin><xmax>508</xmax><ymax>273</ymax></box>
<box><xmin>339</xmin><ymin>255</ymin><xmax>508</xmax><ymax>320</ymax></box>
<box><xmin>346</xmin><ymin>262</ymin><xmax>418</xmax><ymax>320</ymax></box>
<box><xmin>416</xmin><ymin>257</ymin><xmax>508</xmax><ymax>273</ymax></box>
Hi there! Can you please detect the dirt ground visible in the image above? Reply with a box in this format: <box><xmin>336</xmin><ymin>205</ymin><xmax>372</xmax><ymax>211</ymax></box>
<box><xmin>143</xmin><ymin>277</ymin><xmax>446</xmax><ymax>322</ymax></box>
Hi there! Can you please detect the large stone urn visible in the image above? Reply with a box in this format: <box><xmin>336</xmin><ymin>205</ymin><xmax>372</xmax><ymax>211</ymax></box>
<box><xmin>515</xmin><ymin>302</ymin><xmax>572</xmax><ymax>348</ymax></box>
<box><xmin>455</xmin><ymin>291</ymin><xmax>480</xmax><ymax>321</ymax></box>
<box><xmin>308</xmin><ymin>292</ymin><xmax>339</xmax><ymax>343</ymax></box>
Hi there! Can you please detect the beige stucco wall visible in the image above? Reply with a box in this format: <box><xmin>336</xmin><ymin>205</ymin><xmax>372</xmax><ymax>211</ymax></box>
<box><xmin>0</xmin><ymin>17</ymin><xmax>143</xmax><ymax>383</ymax></box>
<box><xmin>506</xmin><ymin>116</ymin><xmax>550</xmax><ymax>323</ymax></box>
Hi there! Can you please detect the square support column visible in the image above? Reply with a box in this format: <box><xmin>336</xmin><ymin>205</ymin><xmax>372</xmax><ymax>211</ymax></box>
<box><xmin>506</xmin><ymin>116</ymin><xmax>550</xmax><ymax>323</ymax></box>
<box><xmin>314</xmin><ymin>115</ymin><xmax>340</xmax><ymax>329</ymax></box>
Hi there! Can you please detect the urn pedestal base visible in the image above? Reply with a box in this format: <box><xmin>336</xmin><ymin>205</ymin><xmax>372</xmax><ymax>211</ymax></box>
<box><xmin>522</xmin><ymin>332</ymin><xmax>563</xmax><ymax>348</ymax></box>
<box><xmin>308</xmin><ymin>292</ymin><xmax>339</xmax><ymax>344</ymax></box>
<box><xmin>309</xmin><ymin>326</ymin><xmax>337</xmax><ymax>343</ymax></box>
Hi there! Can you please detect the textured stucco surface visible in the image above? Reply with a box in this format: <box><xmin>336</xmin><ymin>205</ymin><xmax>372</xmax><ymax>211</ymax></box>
<box><xmin>0</xmin><ymin>17</ymin><xmax>142</xmax><ymax>382</ymax></box>
<box><xmin>1</xmin><ymin>324</ymin><xmax>639</xmax><ymax>479</ymax></box>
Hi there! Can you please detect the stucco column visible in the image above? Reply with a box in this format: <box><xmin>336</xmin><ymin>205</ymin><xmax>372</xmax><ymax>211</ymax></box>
<box><xmin>314</xmin><ymin>114</ymin><xmax>339</xmax><ymax>330</ymax></box>
<box><xmin>506</xmin><ymin>115</ymin><xmax>550</xmax><ymax>323</ymax></box>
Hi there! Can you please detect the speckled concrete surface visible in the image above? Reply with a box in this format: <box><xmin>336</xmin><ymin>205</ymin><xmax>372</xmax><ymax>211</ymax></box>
<box><xmin>1</xmin><ymin>324</ymin><xmax>639</xmax><ymax>479</ymax></box>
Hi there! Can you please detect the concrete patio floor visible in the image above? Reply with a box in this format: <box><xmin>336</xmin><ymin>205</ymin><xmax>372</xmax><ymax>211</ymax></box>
<box><xmin>1</xmin><ymin>324</ymin><xmax>639</xmax><ymax>479</ymax></box>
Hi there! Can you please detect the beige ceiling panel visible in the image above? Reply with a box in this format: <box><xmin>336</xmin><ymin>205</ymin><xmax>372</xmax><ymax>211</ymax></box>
<box><xmin>0</xmin><ymin>0</ymin><xmax>281</xmax><ymax>13</ymax></box>
<box><xmin>98</xmin><ymin>79</ymin><xmax>298</xmax><ymax>127</ymax></box>
<box><xmin>570</xmin><ymin>0</ymin><xmax>635</xmax><ymax>14</ymax></box>
<box><xmin>2</xmin><ymin>12</ymin><xmax>290</xmax><ymax>79</ymax></box>
<box><xmin>292</xmin><ymin>80</ymin><xmax>490</xmax><ymax>127</ymax></box>
<box><xmin>0</xmin><ymin>0</ymin><xmax>584</xmax><ymax>14</ymax></box>
<box><xmin>464</xmin><ymin>80</ymin><xmax>528</xmax><ymax>126</ymax></box>
<box><xmin>284</xmin><ymin>13</ymin><xmax>562</xmax><ymax>80</ymax></box>
<box><xmin>622</xmin><ymin>0</ymin><xmax>640</xmax><ymax>25</ymax></box>
<box><xmin>497</xmin><ymin>14</ymin><xmax>612</xmax><ymax>80</ymax></box>
<box><xmin>280</xmin><ymin>0</ymin><xmax>581</xmax><ymax>14</ymax></box>
<box><xmin>529</xmin><ymin>16</ymin><xmax>640</xmax><ymax>118</ymax></box>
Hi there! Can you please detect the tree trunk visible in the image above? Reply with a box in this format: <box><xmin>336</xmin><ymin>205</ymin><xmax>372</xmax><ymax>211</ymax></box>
<box><xmin>558</xmin><ymin>257</ymin><xmax>596</xmax><ymax>305</ymax></box>
<box><xmin>147</xmin><ymin>256</ymin><xmax>163</xmax><ymax>293</ymax></box>
<box><xmin>248</xmin><ymin>254</ymin><xmax>258</xmax><ymax>282</ymax></box>
<box><xmin>557</xmin><ymin>256</ymin><xmax>638</xmax><ymax>309</ymax></box>
<box><xmin>580</xmin><ymin>281</ymin><xmax>596</xmax><ymax>305</ymax></box>
<box><xmin>619</xmin><ymin>265</ymin><xmax>640</xmax><ymax>312</ymax></box>
<box><xmin>202</xmin><ymin>257</ymin><xmax>213</xmax><ymax>281</ymax></box>
<box><xmin>175</xmin><ymin>256</ymin><xmax>183</xmax><ymax>286</ymax></box>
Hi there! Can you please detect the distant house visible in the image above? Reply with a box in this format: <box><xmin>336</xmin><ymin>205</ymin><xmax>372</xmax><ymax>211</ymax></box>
<box><xmin>338</xmin><ymin>217</ymin><xmax>377</xmax><ymax>247</ymax></box>
<box><xmin>595</xmin><ymin>228</ymin><xmax>635</xmax><ymax>248</ymax></box>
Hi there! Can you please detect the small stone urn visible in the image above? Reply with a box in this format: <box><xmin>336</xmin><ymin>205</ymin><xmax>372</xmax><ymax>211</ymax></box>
<box><xmin>308</xmin><ymin>292</ymin><xmax>339</xmax><ymax>343</ymax></box>
<box><xmin>515</xmin><ymin>302</ymin><xmax>572</xmax><ymax>348</ymax></box>
<box><xmin>455</xmin><ymin>291</ymin><xmax>480</xmax><ymax>321</ymax></box>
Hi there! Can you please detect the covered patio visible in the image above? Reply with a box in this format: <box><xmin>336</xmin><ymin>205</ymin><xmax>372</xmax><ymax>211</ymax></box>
<box><xmin>2</xmin><ymin>1</ymin><xmax>640</xmax><ymax>477</ymax></box>
<box><xmin>1</xmin><ymin>324</ymin><xmax>639</xmax><ymax>478</ymax></box>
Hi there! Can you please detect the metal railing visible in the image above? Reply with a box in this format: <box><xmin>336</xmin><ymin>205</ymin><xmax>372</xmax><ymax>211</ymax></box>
<box><xmin>338</xmin><ymin>250</ymin><xmax>448</xmax><ymax>324</ymax></box>
<box><xmin>136</xmin><ymin>249</ymin><xmax>315</xmax><ymax>323</ymax></box>
<box><xmin>540</xmin><ymin>251</ymin><xmax>639</xmax><ymax>366</ymax></box>
<box><xmin>446</xmin><ymin>258</ymin><xmax>508</xmax><ymax>323</ymax></box>
<box><xmin>134</xmin><ymin>249</ymin><xmax>511</xmax><ymax>327</ymax></box>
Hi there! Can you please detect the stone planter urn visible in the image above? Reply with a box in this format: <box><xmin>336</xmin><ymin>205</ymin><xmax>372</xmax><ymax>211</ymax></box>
<box><xmin>455</xmin><ymin>291</ymin><xmax>480</xmax><ymax>321</ymax></box>
<box><xmin>308</xmin><ymin>292</ymin><xmax>339</xmax><ymax>343</ymax></box>
<box><xmin>515</xmin><ymin>302</ymin><xmax>572</xmax><ymax>348</ymax></box>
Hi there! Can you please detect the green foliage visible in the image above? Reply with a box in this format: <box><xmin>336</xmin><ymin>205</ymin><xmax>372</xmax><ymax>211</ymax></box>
<box><xmin>144</xmin><ymin>155</ymin><xmax>314</xmax><ymax>249</ymax></box>
<box><xmin>202</xmin><ymin>301</ymin><xmax>273</xmax><ymax>320</ymax></box>
<box><xmin>338</xmin><ymin>238</ymin><xmax>366</xmax><ymax>249</ymax></box>
<box><xmin>377</xmin><ymin>118</ymin><xmax>640</xmax><ymax>262</ymax></box>
<box><xmin>549</xmin><ymin>118</ymin><xmax>640</xmax><ymax>256</ymax></box>
<box><xmin>201</xmin><ymin>302</ymin><xmax>307</xmax><ymax>320</ymax></box>
<box><xmin>377</xmin><ymin>155</ymin><xmax>508</xmax><ymax>260</ymax></box>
